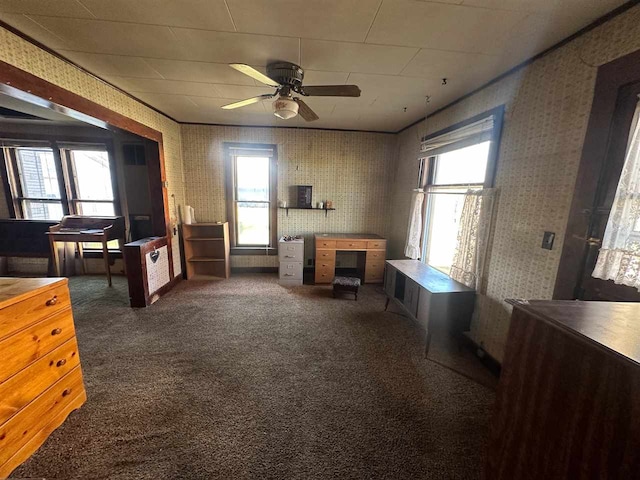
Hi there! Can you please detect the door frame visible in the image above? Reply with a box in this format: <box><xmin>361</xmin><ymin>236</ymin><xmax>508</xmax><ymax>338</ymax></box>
<box><xmin>554</xmin><ymin>48</ymin><xmax>640</xmax><ymax>299</ymax></box>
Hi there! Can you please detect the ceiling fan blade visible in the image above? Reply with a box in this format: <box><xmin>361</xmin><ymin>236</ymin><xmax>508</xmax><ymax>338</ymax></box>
<box><xmin>229</xmin><ymin>63</ymin><xmax>280</xmax><ymax>87</ymax></box>
<box><xmin>221</xmin><ymin>94</ymin><xmax>275</xmax><ymax>110</ymax></box>
<box><xmin>302</xmin><ymin>85</ymin><xmax>361</xmax><ymax>97</ymax></box>
<box><xmin>294</xmin><ymin>98</ymin><xmax>319</xmax><ymax>122</ymax></box>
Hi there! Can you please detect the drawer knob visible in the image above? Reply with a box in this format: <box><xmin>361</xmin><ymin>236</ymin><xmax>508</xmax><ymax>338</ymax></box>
<box><xmin>51</xmin><ymin>328</ymin><xmax>62</xmax><ymax>336</ymax></box>
<box><xmin>284</xmin><ymin>273</ymin><xmax>294</xmax><ymax>277</ymax></box>
<box><xmin>62</xmin><ymin>388</ymin><xmax>72</xmax><ymax>397</ymax></box>
<box><xmin>56</xmin><ymin>359</ymin><xmax>67</xmax><ymax>367</ymax></box>
<box><xmin>46</xmin><ymin>295</ymin><xmax>58</xmax><ymax>306</ymax></box>
<box><xmin>349</xmin><ymin>243</ymin><xmax>354</xmax><ymax>246</ymax></box>
<box><xmin>285</xmin><ymin>255</ymin><xmax>294</xmax><ymax>258</ymax></box>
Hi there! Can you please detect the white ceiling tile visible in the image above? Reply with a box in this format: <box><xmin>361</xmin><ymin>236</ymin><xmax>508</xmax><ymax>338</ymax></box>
<box><xmin>108</xmin><ymin>77</ymin><xmax>223</xmax><ymax>98</ymax></box>
<box><xmin>302</xmin><ymin>70</ymin><xmax>350</xmax><ymax>86</ymax></box>
<box><xmin>30</xmin><ymin>16</ymin><xmax>185</xmax><ymax>58</ymax></box>
<box><xmin>367</xmin><ymin>0</ymin><xmax>528</xmax><ymax>54</ymax></box>
<box><xmin>462</xmin><ymin>0</ymin><xmax>626</xmax><ymax>16</ymax></box>
<box><xmin>213</xmin><ymin>84</ymin><xmax>275</xmax><ymax>99</ymax></box>
<box><xmin>170</xmin><ymin>28</ymin><xmax>301</xmax><ymax>64</ymax></box>
<box><xmin>78</xmin><ymin>0</ymin><xmax>235</xmax><ymax>31</ymax></box>
<box><xmin>189</xmin><ymin>96</ymin><xmax>268</xmax><ymax>114</ymax></box>
<box><xmin>400</xmin><ymin>49</ymin><xmax>499</xmax><ymax>80</ymax></box>
<box><xmin>0</xmin><ymin>13</ymin><xmax>69</xmax><ymax>49</ymax></box>
<box><xmin>301</xmin><ymin>39</ymin><xmax>418</xmax><ymax>75</ymax></box>
<box><xmin>226</xmin><ymin>0</ymin><xmax>381</xmax><ymax>42</ymax></box>
<box><xmin>57</xmin><ymin>51</ymin><xmax>164</xmax><ymax>78</ymax></box>
<box><xmin>0</xmin><ymin>0</ymin><xmax>93</xmax><ymax>17</ymax></box>
<box><xmin>346</xmin><ymin>73</ymin><xmax>441</xmax><ymax>100</ymax></box>
<box><xmin>143</xmin><ymin>59</ymin><xmax>256</xmax><ymax>85</ymax></box>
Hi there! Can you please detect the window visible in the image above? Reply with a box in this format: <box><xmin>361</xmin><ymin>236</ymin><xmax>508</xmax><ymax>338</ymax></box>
<box><xmin>2</xmin><ymin>143</ymin><xmax>119</xmax><ymax>250</ymax></box>
<box><xmin>422</xmin><ymin>142</ymin><xmax>491</xmax><ymax>274</ymax></box>
<box><xmin>66</xmin><ymin>149</ymin><xmax>116</xmax><ymax>216</ymax></box>
<box><xmin>13</xmin><ymin>147</ymin><xmax>63</xmax><ymax>220</ymax></box>
<box><xmin>418</xmin><ymin>107</ymin><xmax>503</xmax><ymax>275</ymax></box>
<box><xmin>224</xmin><ymin>143</ymin><xmax>277</xmax><ymax>253</ymax></box>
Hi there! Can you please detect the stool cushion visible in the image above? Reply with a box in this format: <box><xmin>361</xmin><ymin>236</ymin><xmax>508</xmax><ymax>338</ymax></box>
<box><xmin>332</xmin><ymin>276</ymin><xmax>361</xmax><ymax>287</ymax></box>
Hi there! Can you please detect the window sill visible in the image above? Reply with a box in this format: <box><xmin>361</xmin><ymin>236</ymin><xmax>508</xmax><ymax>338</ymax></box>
<box><xmin>231</xmin><ymin>247</ymin><xmax>278</xmax><ymax>256</ymax></box>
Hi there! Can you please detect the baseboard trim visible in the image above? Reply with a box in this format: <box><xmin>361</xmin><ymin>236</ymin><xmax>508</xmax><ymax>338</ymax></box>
<box><xmin>460</xmin><ymin>333</ymin><xmax>502</xmax><ymax>377</ymax></box>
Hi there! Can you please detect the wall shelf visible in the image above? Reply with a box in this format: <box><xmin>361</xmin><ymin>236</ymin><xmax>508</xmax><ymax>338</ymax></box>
<box><xmin>279</xmin><ymin>207</ymin><xmax>335</xmax><ymax>217</ymax></box>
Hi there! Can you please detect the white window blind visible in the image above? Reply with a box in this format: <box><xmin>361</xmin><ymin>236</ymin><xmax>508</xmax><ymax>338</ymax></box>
<box><xmin>420</xmin><ymin>116</ymin><xmax>495</xmax><ymax>158</ymax></box>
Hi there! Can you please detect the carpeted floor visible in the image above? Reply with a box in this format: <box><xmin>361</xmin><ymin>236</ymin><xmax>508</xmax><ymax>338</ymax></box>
<box><xmin>14</xmin><ymin>274</ymin><xmax>496</xmax><ymax>480</ymax></box>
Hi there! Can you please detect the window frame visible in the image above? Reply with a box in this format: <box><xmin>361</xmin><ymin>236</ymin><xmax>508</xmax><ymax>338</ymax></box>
<box><xmin>418</xmin><ymin>106</ymin><xmax>504</xmax><ymax>272</ymax></box>
<box><xmin>224</xmin><ymin>142</ymin><xmax>278</xmax><ymax>255</ymax></box>
<box><xmin>2</xmin><ymin>140</ymin><xmax>121</xmax><ymax>253</ymax></box>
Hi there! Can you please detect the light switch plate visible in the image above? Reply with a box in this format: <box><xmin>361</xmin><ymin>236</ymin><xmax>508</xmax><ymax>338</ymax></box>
<box><xmin>542</xmin><ymin>231</ymin><xmax>555</xmax><ymax>250</ymax></box>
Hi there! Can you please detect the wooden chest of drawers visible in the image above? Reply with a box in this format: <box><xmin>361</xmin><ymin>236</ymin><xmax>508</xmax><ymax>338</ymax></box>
<box><xmin>0</xmin><ymin>277</ymin><xmax>86</xmax><ymax>478</ymax></box>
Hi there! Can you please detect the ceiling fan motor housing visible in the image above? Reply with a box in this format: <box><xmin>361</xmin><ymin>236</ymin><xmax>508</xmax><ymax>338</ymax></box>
<box><xmin>267</xmin><ymin>62</ymin><xmax>304</xmax><ymax>91</ymax></box>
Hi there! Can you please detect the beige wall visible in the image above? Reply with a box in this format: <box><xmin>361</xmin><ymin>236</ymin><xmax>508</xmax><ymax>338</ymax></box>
<box><xmin>181</xmin><ymin>125</ymin><xmax>396</xmax><ymax>267</ymax></box>
<box><xmin>389</xmin><ymin>5</ymin><xmax>640</xmax><ymax>362</ymax></box>
<box><xmin>0</xmin><ymin>25</ymin><xmax>185</xmax><ymax>276</ymax></box>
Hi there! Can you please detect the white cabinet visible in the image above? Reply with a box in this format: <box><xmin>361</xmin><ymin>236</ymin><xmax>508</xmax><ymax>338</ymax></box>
<box><xmin>279</xmin><ymin>238</ymin><xmax>304</xmax><ymax>286</ymax></box>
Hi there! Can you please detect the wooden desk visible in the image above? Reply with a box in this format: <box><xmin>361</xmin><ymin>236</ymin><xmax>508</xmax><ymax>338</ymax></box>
<box><xmin>0</xmin><ymin>277</ymin><xmax>86</xmax><ymax>478</ymax></box>
<box><xmin>484</xmin><ymin>300</ymin><xmax>640</xmax><ymax>480</ymax></box>
<box><xmin>384</xmin><ymin>260</ymin><xmax>475</xmax><ymax>354</ymax></box>
<box><xmin>314</xmin><ymin>233</ymin><xmax>386</xmax><ymax>284</ymax></box>
<box><xmin>47</xmin><ymin>215</ymin><xmax>126</xmax><ymax>286</ymax></box>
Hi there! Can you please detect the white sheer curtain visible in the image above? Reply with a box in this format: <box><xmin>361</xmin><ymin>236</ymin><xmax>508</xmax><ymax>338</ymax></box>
<box><xmin>450</xmin><ymin>188</ymin><xmax>497</xmax><ymax>290</ymax></box>
<box><xmin>593</xmin><ymin>99</ymin><xmax>640</xmax><ymax>291</ymax></box>
<box><xmin>405</xmin><ymin>191</ymin><xmax>425</xmax><ymax>259</ymax></box>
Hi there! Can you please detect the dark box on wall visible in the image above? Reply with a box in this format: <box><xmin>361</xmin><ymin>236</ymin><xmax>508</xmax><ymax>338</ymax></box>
<box><xmin>296</xmin><ymin>185</ymin><xmax>312</xmax><ymax>208</ymax></box>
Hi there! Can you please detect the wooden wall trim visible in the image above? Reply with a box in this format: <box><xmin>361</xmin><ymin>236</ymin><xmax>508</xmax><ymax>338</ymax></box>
<box><xmin>0</xmin><ymin>59</ymin><xmax>175</xmax><ymax>280</ymax></box>
<box><xmin>0</xmin><ymin>60</ymin><xmax>163</xmax><ymax>142</ymax></box>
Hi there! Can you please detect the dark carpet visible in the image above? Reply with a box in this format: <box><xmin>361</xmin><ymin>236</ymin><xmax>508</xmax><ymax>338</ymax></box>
<box><xmin>14</xmin><ymin>274</ymin><xmax>496</xmax><ymax>480</ymax></box>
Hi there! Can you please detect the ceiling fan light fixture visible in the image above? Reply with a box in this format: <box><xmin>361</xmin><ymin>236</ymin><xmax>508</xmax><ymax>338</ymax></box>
<box><xmin>273</xmin><ymin>96</ymin><xmax>298</xmax><ymax>120</ymax></box>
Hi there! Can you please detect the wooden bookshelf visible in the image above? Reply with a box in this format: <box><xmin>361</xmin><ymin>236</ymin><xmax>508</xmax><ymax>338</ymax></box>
<box><xmin>181</xmin><ymin>222</ymin><xmax>230</xmax><ymax>280</ymax></box>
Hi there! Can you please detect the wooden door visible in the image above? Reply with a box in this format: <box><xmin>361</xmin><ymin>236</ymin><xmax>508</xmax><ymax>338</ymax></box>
<box><xmin>576</xmin><ymin>82</ymin><xmax>640</xmax><ymax>301</ymax></box>
<box><xmin>555</xmin><ymin>48</ymin><xmax>640</xmax><ymax>301</ymax></box>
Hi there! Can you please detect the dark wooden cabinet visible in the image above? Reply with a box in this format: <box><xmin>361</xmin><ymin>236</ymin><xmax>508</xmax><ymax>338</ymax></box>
<box><xmin>484</xmin><ymin>300</ymin><xmax>640</xmax><ymax>480</ymax></box>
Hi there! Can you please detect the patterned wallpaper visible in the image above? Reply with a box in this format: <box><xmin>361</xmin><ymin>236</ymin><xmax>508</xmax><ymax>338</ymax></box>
<box><xmin>181</xmin><ymin>125</ymin><xmax>396</xmax><ymax>267</ymax></box>
<box><xmin>389</xmin><ymin>4</ymin><xmax>640</xmax><ymax>362</ymax></box>
<box><xmin>0</xmin><ymin>25</ymin><xmax>184</xmax><ymax>276</ymax></box>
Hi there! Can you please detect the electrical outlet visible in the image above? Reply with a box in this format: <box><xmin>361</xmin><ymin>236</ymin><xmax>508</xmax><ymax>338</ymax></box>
<box><xmin>542</xmin><ymin>231</ymin><xmax>555</xmax><ymax>250</ymax></box>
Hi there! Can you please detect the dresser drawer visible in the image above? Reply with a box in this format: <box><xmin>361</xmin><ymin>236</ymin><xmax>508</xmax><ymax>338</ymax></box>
<box><xmin>0</xmin><ymin>309</ymin><xmax>75</xmax><ymax>383</ymax></box>
<box><xmin>316</xmin><ymin>239</ymin><xmax>336</xmax><ymax>249</ymax></box>
<box><xmin>365</xmin><ymin>262</ymin><xmax>385</xmax><ymax>284</ymax></box>
<box><xmin>336</xmin><ymin>240</ymin><xmax>367</xmax><ymax>250</ymax></box>
<box><xmin>279</xmin><ymin>242</ymin><xmax>304</xmax><ymax>262</ymax></box>
<box><xmin>0</xmin><ymin>338</ymin><xmax>81</xmax><ymax>426</ymax></box>
<box><xmin>0</xmin><ymin>366</ymin><xmax>85</xmax><ymax>468</ymax></box>
<box><xmin>0</xmin><ymin>282</ymin><xmax>70</xmax><ymax>341</ymax></box>
<box><xmin>316</xmin><ymin>249</ymin><xmax>336</xmax><ymax>262</ymax></box>
<box><xmin>367</xmin><ymin>240</ymin><xmax>386</xmax><ymax>249</ymax></box>
<box><xmin>279</xmin><ymin>261</ymin><xmax>303</xmax><ymax>280</ymax></box>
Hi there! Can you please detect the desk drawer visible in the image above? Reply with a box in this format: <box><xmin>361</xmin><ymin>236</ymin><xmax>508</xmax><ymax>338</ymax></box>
<box><xmin>0</xmin><ymin>366</ymin><xmax>85</xmax><ymax>468</ymax></box>
<box><xmin>0</xmin><ymin>282</ymin><xmax>70</xmax><ymax>341</ymax></box>
<box><xmin>365</xmin><ymin>262</ymin><xmax>385</xmax><ymax>283</ymax></box>
<box><xmin>0</xmin><ymin>309</ymin><xmax>75</xmax><ymax>383</ymax></box>
<box><xmin>315</xmin><ymin>263</ymin><xmax>335</xmax><ymax>283</ymax></box>
<box><xmin>279</xmin><ymin>242</ymin><xmax>303</xmax><ymax>261</ymax></box>
<box><xmin>316</xmin><ymin>249</ymin><xmax>336</xmax><ymax>262</ymax></box>
<box><xmin>367</xmin><ymin>240</ymin><xmax>387</xmax><ymax>250</ymax></box>
<box><xmin>366</xmin><ymin>250</ymin><xmax>386</xmax><ymax>262</ymax></box>
<box><xmin>0</xmin><ymin>338</ymin><xmax>80</xmax><ymax>426</ymax></box>
<box><xmin>279</xmin><ymin>261</ymin><xmax>303</xmax><ymax>280</ymax></box>
<box><xmin>316</xmin><ymin>239</ymin><xmax>336</xmax><ymax>249</ymax></box>
<box><xmin>336</xmin><ymin>240</ymin><xmax>366</xmax><ymax>250</ymax></box>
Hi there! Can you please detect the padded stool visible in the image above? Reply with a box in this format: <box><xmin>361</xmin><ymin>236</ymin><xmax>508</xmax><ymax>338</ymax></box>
<box><xmin>332</xmin><ymin>276</ymin><xmax>361</xmax><ymax>300</ymax></box>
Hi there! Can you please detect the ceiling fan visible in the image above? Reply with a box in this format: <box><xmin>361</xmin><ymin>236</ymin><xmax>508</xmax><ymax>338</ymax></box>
<box><xmin>221</xmin><ymin>61</ymin><xmax>361</xmax><ymax>122</ymax></box>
